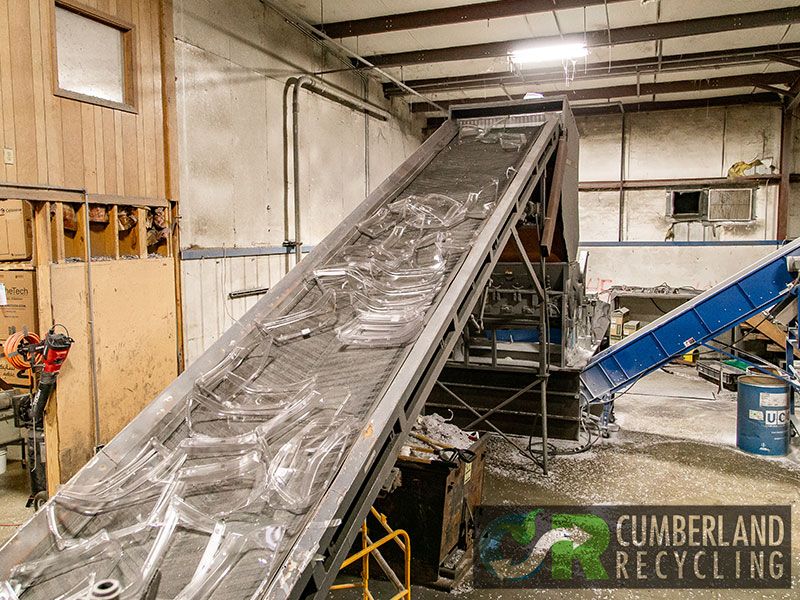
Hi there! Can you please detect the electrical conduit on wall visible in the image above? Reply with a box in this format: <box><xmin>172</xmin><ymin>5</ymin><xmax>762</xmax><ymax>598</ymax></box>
<box><xmin>285</xmin><ymin>75</ymin><xmax>390</xmax><ymax>264</ymax></box>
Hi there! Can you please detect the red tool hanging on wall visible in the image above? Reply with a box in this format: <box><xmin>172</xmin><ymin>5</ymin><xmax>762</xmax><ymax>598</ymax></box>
<box><xmin>3</xmin><ymin>325</ymin><xmax>73</xmax><ymax>508</ymax></box>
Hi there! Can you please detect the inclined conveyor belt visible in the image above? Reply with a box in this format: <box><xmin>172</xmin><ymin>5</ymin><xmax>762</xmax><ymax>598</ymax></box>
<box><xmin>0</xmin><ymin>101</ymin><xmax>569</xmax><ymax>600</ymax></box>
<box><xmin>581</xmin><ymin>237</ymin><xmax>800</xmax><ymax>404</ymax></box>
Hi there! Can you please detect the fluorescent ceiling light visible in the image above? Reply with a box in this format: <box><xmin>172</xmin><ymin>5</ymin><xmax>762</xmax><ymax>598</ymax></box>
<box><xmin>524</xmin><ymin>92</ymin><xmax>544</xmax><ymax>99</ymax></box>
<box><xmin>510</xmin><ymin>42</ymin><xmax>588</xmax><ymax>65</ymax></box>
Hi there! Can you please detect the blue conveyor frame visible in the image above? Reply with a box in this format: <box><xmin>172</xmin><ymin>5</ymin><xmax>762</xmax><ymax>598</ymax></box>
<box><xmin>581</xmin><ymin>238</ymin><xmax>800</xmax><ymax>403</ymax></box>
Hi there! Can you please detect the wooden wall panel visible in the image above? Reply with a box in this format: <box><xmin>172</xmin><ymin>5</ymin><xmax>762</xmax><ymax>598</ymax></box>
<box><xmin>8</xmin><ymin>0</ymin><xmax>38</xmax><ymax>184</ymax></box>
<box><xmin>0</xmin><ymin>5</ymin><xmax>16</xmax><ymax>183</ymax></box>
<box><xmin>0</xmin><ymin>0</ymin><xmax>168</xmax><ymax>201</ymax></box>
<box><xmin>39</xmin><ymin>0</ymin><xmax>65</xmax><ymax>185</ymax></box>
<box><xmin>49</xmin><ymin>259</ymin><xmax>177</xmax><ymax>483</ymax></box>
<box><xmin>0</xmin><ymin>0</ymin><xmax>182</xmax><ymax>487</ymax></box>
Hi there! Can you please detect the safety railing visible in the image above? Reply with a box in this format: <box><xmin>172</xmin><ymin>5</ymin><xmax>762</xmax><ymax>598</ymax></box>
<box><xmin>330</xmin><ymin>507</ymin><xmax>411</xmax><ymax>600</ymax></box>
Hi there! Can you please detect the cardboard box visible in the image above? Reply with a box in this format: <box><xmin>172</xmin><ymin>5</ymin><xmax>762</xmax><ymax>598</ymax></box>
<box><xmin>610</xmin><ymin>307</ymin><xmax>630</xmax><ymax>337</ymax></box>
<box><xmin>0</xmin><ymin>270</ymin><xmax>38</xmax><ymax>386</ymax></box>
<box><xmin>623</xmin><ymin>320</ymin><xmax>641</xmax><ymax>336</ymax></box>
<box><xmin>0</xmin><ymin>200</ymin><xmax>33</xmax><ymax>261</ymax></box>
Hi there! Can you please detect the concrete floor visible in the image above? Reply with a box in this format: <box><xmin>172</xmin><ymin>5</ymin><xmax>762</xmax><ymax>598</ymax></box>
<box><xmin>0</xmin><ymin>367</ymin><xmax>797</xmax><ymax>597</ymax></box>
<box><xmin>0</xmin><ymin>460</ymin><xmax>34</xmax><ymax>545</ymax></box>
<box><xmin>329</xmin><ymin>366</ymin><xmax>800</xmax><ymax>599</ymax></box>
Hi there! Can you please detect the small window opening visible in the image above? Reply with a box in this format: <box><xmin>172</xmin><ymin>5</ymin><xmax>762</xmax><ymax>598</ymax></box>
<box><xmin>671</xmin><ymin>191</ymin><xmax>702</xmax><ymax>218</ymax></box>
<box><xmin>53</xmin><ymin>2</ymin><xmax>135</xmax><ymax>111</ymax></box>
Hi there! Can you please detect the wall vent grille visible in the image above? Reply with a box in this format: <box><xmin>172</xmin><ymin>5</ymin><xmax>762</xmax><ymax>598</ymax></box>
<box><xmin>707</xmin><ymin>188</ymin><xmax>754</xmax><ymax>222</ymax></box>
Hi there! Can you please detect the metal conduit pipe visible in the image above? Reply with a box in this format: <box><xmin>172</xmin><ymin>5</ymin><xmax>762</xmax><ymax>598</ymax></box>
<box><xmin>288</xmin><ymin>75</ymin><xmax>390</xmax><ymax>263</ymax></box>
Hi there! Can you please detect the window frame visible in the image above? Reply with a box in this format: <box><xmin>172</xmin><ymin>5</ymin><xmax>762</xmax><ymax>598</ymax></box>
<box><xmin>51</xmin><ymin>0</ymin><xmax>137</xmax><ymax>113</ymax></box>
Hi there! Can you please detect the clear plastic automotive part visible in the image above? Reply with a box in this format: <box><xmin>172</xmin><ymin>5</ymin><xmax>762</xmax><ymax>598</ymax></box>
<box><xmin>338</xmin><ymin>244</ymin><xmax>376</xmax><ymax>269</ymax></box>
<box><xmin>186</xmin><ymin>383</ymin><xmax>323</xmax><ymax>441</ymax></box>
<box><xmin>356</xmin><ymin>206</ymin><xmax>398</xmax><ymax>238</ymax></box>
<box><xmin>387</xmin><ymin>193</ymin><xmax>466</xmax><ymax>230</ymax></box>
<box><xmin>348</xmin><ymin>268</ymin><xmax>442</xmax><ymax>298</ymax></box>
<box><xmin>464</xmin><ymin>179</ymin><xmax>500</xmax><ymax>219</ymax></box>
<box><xmin>177</xmin><ymin>452</ymin><xmax>267</xmax><ymax>518</ymax></box>
<box><xmin>349</xmin><ymin>289</ymin><xmax>433</xmax><ymax>315</ymax></box>
<box><xmin>313</xmin><ymin>264</ymin><xmax>353</xmax><ymax>292</ymax></box>
<box><xmin>498</xmin><ymin>131</ymin><xmax>527</xmax><ymax>151</ymax></box>
<box><xmin>9</xmin><ymin>531</ymin><xmax>122</xmax><ymax>594</ymax></box>
<box><xmin>171</xmin><ymin>524</ymin><xmax>285</xmax><ymax>600</ymax></box>
<box><xmin>336</xmin><ymin>314</ymin><xmax>425</xmax><ymax>348</ymax></box>
<box><xmin>194</xmin><ymin>330</ymin><xmax>274</xmax><ymax>403</ymax></box>
<box><xmin>256</xmin><ymin>290</ymin><xmax>336</xmax><ymax>344</ymax></box>
<box><xmin>263</xmin><ymin>411</ymin><xmax>357</xmax><ymax>514</ymax></box>
<box><xmin>56</xmin><ymin>438</ymin><xmax>179</xmax><ymax>505</ymax></box>
<box><xmin>368</xmin><ymin>262</ymin><xmax>444</xmax><ymax>287</ymax></box>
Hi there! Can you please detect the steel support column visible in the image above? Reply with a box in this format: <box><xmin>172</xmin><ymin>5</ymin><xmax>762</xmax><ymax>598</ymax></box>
<box><xmin>779</xmin><ymin>105</ymin><xmax>794</xmax><ymax>241</ymax></box>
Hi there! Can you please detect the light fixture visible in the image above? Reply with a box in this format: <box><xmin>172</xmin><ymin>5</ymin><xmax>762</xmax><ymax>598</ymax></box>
<box><xmin>510</xmin><ymin>42</ymin><xmax>588</xmax><ymax>65</ymax></box>
<box><xmin>524</xmin><ymin>92</ymin><xmax>544</xmax><ymax>99</ymax></box>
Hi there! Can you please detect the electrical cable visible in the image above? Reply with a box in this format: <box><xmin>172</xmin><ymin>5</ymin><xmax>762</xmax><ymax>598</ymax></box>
<box><xmin>648</xmin><ymin>297</ymin><xmax>671</xmax><ymax>315</ymax></box>
<box><xmin>526</xmin><ymin>404</ymin><xmax>605</xmax><ymax>457</ymax></box>
<box><xmin>3</xmin><ymin>332</ymin><xmax>42</xmax><ymax>372</ymax></box>
<box><xmin>50</xmin><ymin>323</ymin><xmax>71</xmax><ymax>338</ymax></box>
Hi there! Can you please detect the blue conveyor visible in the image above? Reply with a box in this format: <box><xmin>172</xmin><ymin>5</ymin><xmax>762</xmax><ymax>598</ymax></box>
<box><xmin>581</xmin><ymin>238</ymin><xmax>800</xmax><ymax>403</ymax></box>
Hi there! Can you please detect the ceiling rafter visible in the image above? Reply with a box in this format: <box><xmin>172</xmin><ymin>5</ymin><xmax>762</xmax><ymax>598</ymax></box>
<box><xmin>382</xmin><ymin>44</ymin><xmax>800</xmax><ymax>97</ymax></box>
<box><xmin>784</xmin><ymin>75</ymin><xmax>800</xmax><ymax>112</ymax></box>
<box><xmin>363</xmin><ymin>6</ymin><xmax>800</xmax><ymax>67</ymax></box>
<box><xmin>409</xmin><ymin>71</ymin><xmax>800</xmax><ymax>113</ymax></box>
<box><xmin>764</xmin><ymin>54</ymin><xmax>800</xmax><ymax>70</ymax></box>
<box><xmin>314</xmin><ymin>0</ymin><xmax>629</xmax><ymax>39</ymax></box>
<box><xmin>422</xmin><ymin>92</ymin><xmax>784</xmax><ymax>131</ymax></box>
<box><xmin>756</xmin><ymin>84</ymin><xmax>794</xmax><ymax>97</ymax></box>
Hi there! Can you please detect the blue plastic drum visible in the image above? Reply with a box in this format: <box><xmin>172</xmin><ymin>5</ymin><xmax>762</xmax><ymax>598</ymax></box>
<box><xmin>736</xmin><ymin>375</ymin><xmax>790</xmax><ymax>456</ymax></box>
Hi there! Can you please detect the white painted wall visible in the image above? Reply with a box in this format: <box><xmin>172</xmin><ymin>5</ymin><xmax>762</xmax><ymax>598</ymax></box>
<box><xmin>575</xmin><ymin>104</ymin><xmax>786</xmax><ymax>294</ymax></box>
<box><xmin>584</xmin><ymin>245</ymin><xmax>779</xmax><ymax>294</ymax></box>
<box><xmin>174</xmin><ymin>0</ymin><xmax>423</xmax><ymax>363</ymax></box>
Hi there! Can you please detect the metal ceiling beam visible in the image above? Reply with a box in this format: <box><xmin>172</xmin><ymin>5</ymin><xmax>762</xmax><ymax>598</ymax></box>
<box><xmin>410</xmin><ymin>71</ymin><xmax>799</xmax><ymax>112</ymax></box>
<box><xmin>366</xmin><ymin>6</ymin><xmax>800</xmax><ymax>67</ymax></box>
<box><xmin>765</xmin><ymin>54</ymin><xmax>800</xmax><ymax>70</ymax></box>
<box><xmin>756</xmin><ymin>84</ymin><xmax>794</xmax><ymax>97</ymax></box>
<box><xmin>314</xmin><ymin>0</ymin><xmax>628</xmax><ymax>39</ymax></box>
<box><xmin>383</xmin><ymin>44</ymin><xmax>800</xmax><ymax>97</ymax></box>
<box><xmin>784</xmin><ymin>75</ymin><xmax>800</xmax><ymax>112</ymax></box>
<box><xmin>422</xmin><ymin>92</ymin><xmax>783</xmax><ymax>132</ymax></box>
<box><xmin>572</xmin><ymin>92</ymin><xmax>783</xmax><ymax>116</ymax></box>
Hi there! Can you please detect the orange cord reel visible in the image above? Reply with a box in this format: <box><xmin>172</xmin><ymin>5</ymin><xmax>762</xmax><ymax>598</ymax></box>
<box><xmin>3</xmin><ymin>331</ymin><xmax>43</xmax><ymax>377</ymax></box>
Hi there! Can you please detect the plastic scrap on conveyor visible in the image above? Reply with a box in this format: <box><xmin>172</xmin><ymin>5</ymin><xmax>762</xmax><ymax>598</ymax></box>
<box><xmin>0</xmin><ymin>119</ymin><xmax>541</xmax><ymax>600</ymax></box>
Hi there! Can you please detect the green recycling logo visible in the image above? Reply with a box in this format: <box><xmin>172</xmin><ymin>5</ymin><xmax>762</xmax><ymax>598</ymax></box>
<box><xmin>478</xmin><ymin>508</ymin><xmax>610</xmax><ymax>583</ymax></box>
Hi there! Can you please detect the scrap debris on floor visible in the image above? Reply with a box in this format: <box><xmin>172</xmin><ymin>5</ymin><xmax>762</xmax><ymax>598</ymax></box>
<box><xmin>400</xmin><ymin>413</ymin><xmax>478</xmax><ymax>461</ymax></box>
<box><xmin>330</xmin><ymin>365</ymin><xmax>799</xmax><ymax>599</ymax></box>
